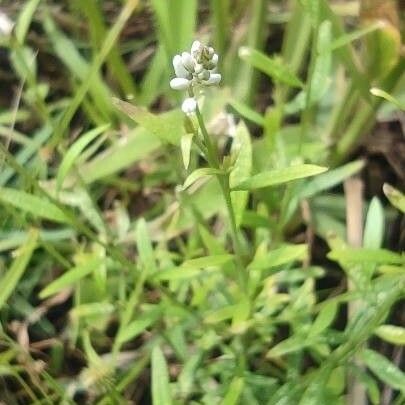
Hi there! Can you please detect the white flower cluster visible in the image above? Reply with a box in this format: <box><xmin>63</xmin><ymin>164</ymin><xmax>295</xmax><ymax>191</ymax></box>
<box><xmin>170</xmin><ymin>41</ymin><xmax>221</xmax><ymax>114</ymax></box>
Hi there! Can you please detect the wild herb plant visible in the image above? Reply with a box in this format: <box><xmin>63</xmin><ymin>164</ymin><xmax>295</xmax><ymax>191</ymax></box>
<box><xmin>0</xmin><ymin>0</ymin><xmax>404</xmax><ymax>404</ymax></box>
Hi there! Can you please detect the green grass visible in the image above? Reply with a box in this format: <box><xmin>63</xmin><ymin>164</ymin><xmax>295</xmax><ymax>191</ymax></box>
<box><xmin>0</xmin><ymin>0</ymin><xmax>404</xmax><ymax>404</ymax></box>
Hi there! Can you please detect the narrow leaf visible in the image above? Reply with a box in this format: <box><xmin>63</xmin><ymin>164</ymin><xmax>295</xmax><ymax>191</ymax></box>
<box><xmin>328</xmin><ymin>248</ymin><xmax>404</xmax><ymax>265</ymax></box>
<box><xmin>383</xmin><ymin>183</ymin><xmax>405</xmax><ymax>213</ymax></box>
<box><xmin>374</xmin><ymin>325</ymin><xmax>405</xmax><ymax>345</ymax></box>
<box><xmin>151</xmin><ymin>345</ymin><xmax>172</xmax><ymax>405</ymax></box>
<box><xmin>183</xmin><ymin>168</ymin><xmax>223</xmax><ymax>190</ymax></box>
<box><xmin>39</xmin><ymin>257</ymin><xmax>102</xmax><ymax>298</ymax></box>
<box><xmin>57</xmin><ymin>125</ymin><xmax>109</xmax><ymax>191</ymax></box>
<box><xmin>233</xmin><ymin>164</ymin><xmax>328</xmax><ymax>191</ymax></box>
<box><xmin>239</xmin><ymin>47</ymin><xmax>304</xmax><ymax>87</ymax></box>
<box><xmin>0</xmin><ymin>188</ymin><xmax>70</xmax><ymax>224</ymax></box>
<box><xmin>113</xmin><ymin>98</ymin><xmax>184</xmax><ymax>145</ymax></box>
<box><xmin>229</xmin><ymin>122</ymin><xmax>252</xmax><ymax>227</ymax></box>
<box><xmin>362</xmin><ymin>349</ymin><xmax>405</xmax><ymax>393</ymax></box>
<box><xmin>0</xmin><ymin>229</ymin><xmax>38</xmax><ymax>309</ymax></box>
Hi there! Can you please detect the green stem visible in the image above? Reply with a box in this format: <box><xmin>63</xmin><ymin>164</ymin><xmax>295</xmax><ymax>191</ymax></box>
<box><xmin>193</xmin><ymin>103</ymin><xmax>248</xmax><ymax>288</ymax></box>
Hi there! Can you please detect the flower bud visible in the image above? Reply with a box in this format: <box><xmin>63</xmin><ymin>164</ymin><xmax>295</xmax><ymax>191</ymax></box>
<box><xmin>173</xmin><ymin>55</ymin><xmax>190</xmax><ymax>79</ymax></box>
<box><xmin>194</xmin><ymin>63</ymin><xmax>204</xmax><ymax>74</ymax></box>
<box><xmin>191</xmin><ymin>40</ymin><xmax>202</xmax><ymax>54</ymax></box>
<box><xmin>198</xmin><ymin>70</ymin><xmax>210</xmax><ymax>81</ymax></box>
<box><xmin>205</xmin><ymin>73</ymin><xmax>221</xmax><ymax>85</ymax></box>
<box><xmin>181</xmin><ymin>52</ymin><xmax>195</xmax><ymax>71</ymax></box>
<box><xmin>170</xmin><ymin>77</ymin><xmax>190</xmax><ymax>90</ymax></box>
<box><xmin>181</xmin><ymin>97</ymin><xmax>197</xmax><ymax>115</ymax></box>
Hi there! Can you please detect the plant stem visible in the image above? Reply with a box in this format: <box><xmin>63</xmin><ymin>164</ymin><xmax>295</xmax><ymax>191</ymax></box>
<box><xmin>193</xmin><ymin>104</ymin><xmax>248</xmax><ymax>287</ymax></box>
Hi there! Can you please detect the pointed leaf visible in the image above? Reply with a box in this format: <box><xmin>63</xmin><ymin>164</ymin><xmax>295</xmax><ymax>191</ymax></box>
<box><xmin>233</xmin><ymin>164</ymin><xmax>328</xmax><ymax>190</ymax></box>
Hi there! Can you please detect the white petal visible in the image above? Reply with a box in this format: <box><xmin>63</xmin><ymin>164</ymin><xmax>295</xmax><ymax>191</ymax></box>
<box><xmin>173</xmin><ymin>55</ymin><xmax>189</xmax><ymax>78</ymax></box>
<box><xmin>181</xmin><ymin>97</ymin><xmax>197</xmax><ymax>114</ymax></box>
<box><xmin>212</xmin><ymin>54</ymin><xmax>219</xmax><ymax>65</ymax></box>
<box><xmin>181</xmin><ymin>52</ymin><xmax>195</xmax><ymax>71</ymax></box>
<box><xmin>191</xmin><ymin>40</ymin><xmax>202</xmax><ymax>54</ymax></box>
<box><xmin>205</xmin><ymin>73</ymin><xmax>221</xmax><ymax>85</ymax></box>
<box><xmin>170</xmin><ymin>77</ymin><xmax>190</xmax><ymax>90</ymax></box>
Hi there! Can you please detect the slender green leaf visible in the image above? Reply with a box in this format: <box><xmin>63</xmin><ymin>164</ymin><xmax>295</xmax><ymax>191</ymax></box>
<box><xmin>228</xmin><ymin>100</ymin><xmax>264</xmax><ymax>126</ymax></box>
<box><xmin>362</xmin><ymin>349</ymin><xmax>405</xmax><ymax>393</ymax></box>
<box><xmin>57</xmin><ymin>125</ymin><xmax>109</xmax><ymax>191</ymax></box>
<box><xmin>383</xmin><ymin>183</ymin><xmax>405</xmax><ymax>213</ymax></box>
<box><xmin>374</xmin><ymin>325</ymin><xmax>405</xmax><ymax>345</ymax></box>
<box><xmin>230</xmin><ymin>122</ymin><xmax>252</xmax><ymax>227</ymax></box>
<box><xmin>180</xmin><ymin>133</ymin><xmax>193</xmax><ymax>170</ymax></box>
<box><xmin>233</xmin><ymin>164</ymin><xmax>327</xmax><ymax>191</ymax></box>
<box><xmin>151</xmin><ymin>345</ymin><xmax>172</xmax><ymax>405</ymax></box>
<box><xmin>183</xmin><ymin>168</ymin><xmax>223</xmax><ymax>190</ymax></box>
<box><xmin>328</xmin><ymin>248</ymin><xmax>404</xmax><ymax>265</ymax></box>
<box><xmin>0</xmin><ymin>187</ymin><xmax>70</xmax><ymax>224</ymax></box>
<box><xmin>15</xmin><ymin>0</ymin><xmax>41</xmax><ymax>43</ymax></box>
<box><xmin>222</xmin><ymin>377</ymin><xmax>244</xmax><ymax>405</ymax></box>
<box><xmin>299</xmin><ymin>160</ymin><xmax>365</xmax><ymax>198</ymax></box>
<box><xmin>0</xmin><ymin>229</ymin><xmax>38</xmax><ymax>309</ymax></box>
<box><xmin>113</xmin><ymin>98</ymin><xmax>184</xmax><ymax>145</ymax></box>
<box><xmin>39</xmin><ymin>257</ymin><xmax>102</xmax><ymax>298</ymax></box>
<box><xmin>309</xmin><ymin>301</ymin><xmax>338</xmax><ymax>337</ymax></box>
<box><xmin>248</xmin><ymin>244</ymin><xmax>308</xmax><ymax>271</ymax></box>
<box><xmin>239</xmin><ymin>47</ymin><xmax>304</xmax><ymax>87</ymax></box>
<box><xmin>117</xmin><ymin>307</ymin><xmax>162</xmax><ymax>345</ymax></box>
<box><xmin>363</xmin><ymin>197</ymin><xmax>384</xmax><ymax>249</ymax></box>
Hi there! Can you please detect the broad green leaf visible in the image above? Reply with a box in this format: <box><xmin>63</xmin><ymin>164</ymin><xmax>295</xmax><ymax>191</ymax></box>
<box><xmin>57</xmin><ymin>125</ymin><xmax>109</xmax><ymax>191</ymax></box>
<box><xmin>0</xmin><ymin>229</ymin><xmax>38</xmax><ymax>309</ymax></box>
<box><xmin>299</xmin><ymin>160</ymin><xmax>365</xmax><ymax>199</ymax></box>
<box><xmin>328</xmin><ymin>248</ymin><xmax>404</xmax><ymax>265</ymax></box>
<box><xmin>113</xmin><ymin>98</ymin><xmax>184</xmax><ymax>145</ymax></box>
<box><xmin>222</xmin><ymin>377</ymin><xmax>244</xmax><ymax>405</ymax></box>
<box><xmin>182</xmin><ymin>168</ymin><xmax>223</xmax><ymax>190</ymax></box>
<box><xmin>233</xmin><ymin>164</ymin><xmax>327</xmax><ymax>190</ymax></box>
<box><xmin>383</xmin><ymin>183</ymin><xmax>405</xmax><ymax>213</ymax></box>
<box><xmin>151</xmin><ymin>345</ymin><xmax>172</xmax><ymax>405</ymax></box>
<box><xmin>375</xmin><ymin>325</ymin><xmax>405</xmax><ymax>345</ymax></box>
<box><xmin>362</xmin><ymin>349</ymin><xmax>405</xmax><ymax>393</ymax></box>
<box><xmin>230</xmin><ymin>122</ymin><xmax>252</xmax><ymax>227</ymax></box>
<box><xmin>309</xmin><ymin>301</ymin><xmax>338</xmax><ymax>337</ymax></box>
<box><xmin>39</xmin><ymin>257</ymin><xmax>102</xmax><ymax>298</ymax></box>
<box><xmin>0</xmin><ymin>188</ymin><xmax>70</xmax><ymax>224</ymax></box>
<box><xmin>248</xmin><ymin>244</ymin><xmax>308</xmax><ymax>271</ymax></box>
<box><xmin>239</xmin><ymin>47</ymin><xmax>304</xmax><ymax>88</ymax></box>
<box><xmin>117</xmin><ymin>307</ymin><xmax>162</xmax><ymax>345</ymax></box>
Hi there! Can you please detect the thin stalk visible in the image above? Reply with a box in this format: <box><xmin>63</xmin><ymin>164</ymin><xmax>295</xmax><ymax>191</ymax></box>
<box><xmin>193</xmin><ymin>103</ymin><xmax>248</xmax><ymax>288</ymax></box>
